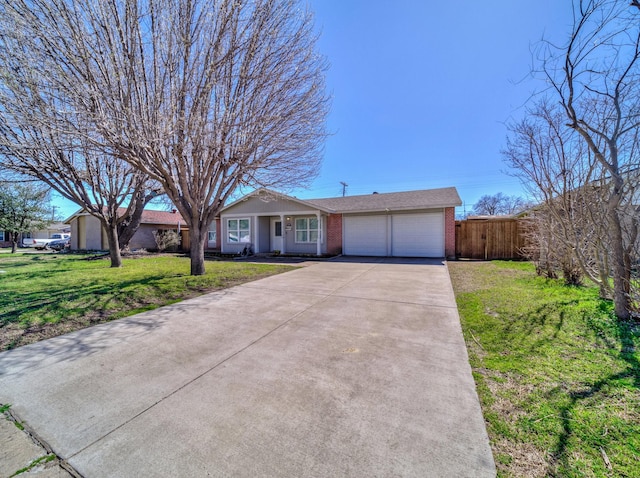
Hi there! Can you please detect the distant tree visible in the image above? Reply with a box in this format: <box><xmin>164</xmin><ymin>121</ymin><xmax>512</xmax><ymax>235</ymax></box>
<box><xmin>472</xmin><ymin>193</ymin><xmax>527</xmax><ymax>216</ymax></box>
<box><xmin>0</xmin><ymin>0</ymin><xmax>330</xmax><ymax>276</ymax></box>
<box><xmin>0</xmin><ymin>183</ymin><xmax>51</xmax><ymax>253</ymax></box>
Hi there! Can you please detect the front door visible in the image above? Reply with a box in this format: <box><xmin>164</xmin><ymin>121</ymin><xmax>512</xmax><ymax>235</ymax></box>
<box><xmin>270</xmin><ymin>218</ymin><xmax>283</xmax><ymax>252</ymax></box>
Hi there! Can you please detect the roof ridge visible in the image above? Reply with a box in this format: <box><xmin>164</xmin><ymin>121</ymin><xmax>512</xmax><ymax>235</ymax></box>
<box><xmin>307</xmin><ymin>186</ymin><xmax>457</xmax><ymax>202</ymax></box>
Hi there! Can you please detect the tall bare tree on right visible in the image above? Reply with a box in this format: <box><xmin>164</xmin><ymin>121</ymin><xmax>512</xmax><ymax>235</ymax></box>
<box><xmin>532</xmin><ymin>0</ymin><xmax>640</xmax><ymax>319</ymax></box>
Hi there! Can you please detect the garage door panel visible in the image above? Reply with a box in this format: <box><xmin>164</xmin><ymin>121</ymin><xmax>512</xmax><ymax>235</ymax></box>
<box><xmin>344</xmin><ymin>212</ymin><xmax>444</xmax><ymax>258</ymax></box>
<box><xmin>344</xmin><ymin>216</ymin><xmax>387</xmax><ymax>256</ymax></box>
<box><xmin>392</xmin><ymin>213</ymin><xmax>444</xmax><ymax>257</ymax></box>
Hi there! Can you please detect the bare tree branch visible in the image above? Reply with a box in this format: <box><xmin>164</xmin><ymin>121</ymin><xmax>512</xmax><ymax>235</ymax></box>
<box><xmin>0</xmin><ymin>0</ymin><xmax>329</xmax><ymax>275</ymax></box>
<box><xmin>511</xmin><ymin>0</ymin><xmax>640</xmax><ymax>318</ymax></box>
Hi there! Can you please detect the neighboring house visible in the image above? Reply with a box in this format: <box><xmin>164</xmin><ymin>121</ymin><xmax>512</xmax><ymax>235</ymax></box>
<box><xmin>65</xmin><ymin>208</ymin><xmax>188</xmax><ymax>251</ymax></box>
<box><xmin>0</xmin><ymin>223</ymin><xmax>71</xmax><ymax>248</ymax></box>
<box><xmin>216</xmin><ymin>187</ymin><xmax>461</xmax><ymax>258</ymax></box>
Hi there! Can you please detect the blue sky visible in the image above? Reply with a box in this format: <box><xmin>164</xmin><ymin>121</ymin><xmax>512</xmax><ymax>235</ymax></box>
<box><xmin>55</xmin><ymin>1</ymin><xmax>573</xmax><ymax>219</ymax></box>
<box><xmin>293</xmin><ymin>0</ymin><xmax>573</xmax><ymax>212</ymax></box>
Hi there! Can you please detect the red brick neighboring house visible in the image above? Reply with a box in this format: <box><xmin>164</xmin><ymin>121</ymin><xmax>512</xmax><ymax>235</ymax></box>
<box><xmin>65</xmin><ymin>208</ymin><xmax>188</xmax><ymax>251</ymax></box>
<box><xmin>217</xmin><ymin>187</ymin><xmax>461</xmax><ymax>258</ymax></box>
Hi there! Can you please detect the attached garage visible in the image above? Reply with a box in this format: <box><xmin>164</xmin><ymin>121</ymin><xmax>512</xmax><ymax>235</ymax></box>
<box><xmin>343</xmin><ymin>211</ymin><xmax>444</xmax><ymax>258</ymax></box>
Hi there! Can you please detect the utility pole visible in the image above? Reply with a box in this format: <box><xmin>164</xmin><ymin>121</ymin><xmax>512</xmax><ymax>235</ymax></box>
<box><xmin>340</xmin><ymin>181</ymin><xmax>348</xmax><ymax>197</ymax></box>
<box><xmin>51</xmin><ymin>205</ymin><xmax>57</xmax><ymax>221</ymax></box>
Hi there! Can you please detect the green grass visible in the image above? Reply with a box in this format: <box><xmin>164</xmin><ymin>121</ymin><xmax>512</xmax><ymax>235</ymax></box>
<box><xmin>448</xmin><ymin>261</ymin><xmax>640</xmax><ymax>478</ymax></box>
<box><xmin>0</xmin><ymin>252</ymin><xmax>296</xmax><ymax>350</ymax></box>
<box><xmin>10</xmin><ymin>454</ymin><xmax>56</xmax><ymax>477</ymax></box>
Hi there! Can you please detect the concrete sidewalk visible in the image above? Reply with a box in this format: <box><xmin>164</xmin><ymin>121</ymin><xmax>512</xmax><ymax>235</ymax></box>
<box><xmin>0</xmin><ymin>258</ymin><xmax>495</xmax><ymax>477</ymax></box>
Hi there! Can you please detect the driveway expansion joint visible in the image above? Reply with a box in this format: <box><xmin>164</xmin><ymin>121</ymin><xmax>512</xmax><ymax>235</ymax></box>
<box><xmin>2</xmin><ymin>407</ymin><xmax>81</xmax><ymax>477</ymax></box>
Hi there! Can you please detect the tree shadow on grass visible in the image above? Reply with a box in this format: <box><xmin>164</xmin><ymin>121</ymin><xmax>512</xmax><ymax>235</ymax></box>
<box><xmin>0</xmin><ymin>287</ymin><xmax>237</xmax><ymax>379</ymax></box>
<box><xmin>498</xmin><ymin>301</ymin><xmax>580</xmax><ymax>354</ymax></box>
<box><xmin>546</xmin><ymin>318</ymin><xmax>639</xmax><ymax>475</ymax></box>
<box><xmin>0</xmin><ymin>273</ymin><xmax>183</xmax><ymax>349</ymax></box>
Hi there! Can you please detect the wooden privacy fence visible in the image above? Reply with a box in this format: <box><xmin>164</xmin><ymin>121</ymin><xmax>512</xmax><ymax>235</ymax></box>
<box><xmin>455</xmin><ymin>218</ymin><xmax>526</xmax><ymax>260</ymax></box>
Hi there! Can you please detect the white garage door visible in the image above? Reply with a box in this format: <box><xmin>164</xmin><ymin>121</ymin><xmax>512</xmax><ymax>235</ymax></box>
<box><xmin>392</xmin><ymin>213</ymin><xmax>444</xmax><ymax>257</ymax></box>
<box><xmin>343</xmin><ymin>212</ymin><xmax>445</xmax><ymax>257</ymax></box>
<box><xmin>343</xmin><ymin>215</ymin><xmax>388</xmax><ymax>256</ymax></box>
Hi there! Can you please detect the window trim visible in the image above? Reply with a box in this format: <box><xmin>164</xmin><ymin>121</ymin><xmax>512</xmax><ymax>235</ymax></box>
<box><xmin>294</xmin><ymin>216</ymin><xmax>320</xmax><ymax>244</ymax></box>
<box><xmin>0</xmin><ymin>230</ymin><xmax>4</xmax><ymax>242</ymax></box>
<box><xmin>226</xmin><ymin>218</ymin><xmax>251</xmax><ymax>244</ymax></box>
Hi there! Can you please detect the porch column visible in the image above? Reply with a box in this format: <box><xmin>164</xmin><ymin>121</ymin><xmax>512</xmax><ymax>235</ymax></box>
<box><xmin>316</xmin><ymin>212</ymin><xmax>321</xmax><ymax>256</ymax></box>
<box><xmin>253</xmin><ymin>216</ymin><xmax>259</xmax><ymax>253</ymax></box>
<box><xmin>280</xmin><ymin>214</ymin><xmax>286</xmax><ymax>254</ymax></box>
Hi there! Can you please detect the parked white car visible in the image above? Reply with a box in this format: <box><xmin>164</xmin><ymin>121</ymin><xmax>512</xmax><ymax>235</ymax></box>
<box><xmin>23</xmin><ymin>233</ymin><xmax>71</xmax><ymax>250</ymax></box>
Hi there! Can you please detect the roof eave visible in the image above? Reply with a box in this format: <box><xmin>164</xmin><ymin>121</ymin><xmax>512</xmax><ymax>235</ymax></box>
<box><xmin>221</xmin><ymin>188</ymin><xmax>335</xmax><ymax>214</ymax></box>
<box><xmin>339</xmin><ymin>203</ymin><xmax>462</xmax><ymax>214</ymax></box>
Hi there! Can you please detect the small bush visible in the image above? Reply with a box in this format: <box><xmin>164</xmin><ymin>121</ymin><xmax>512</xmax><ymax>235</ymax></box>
<box><xmin>153</xmin><ymin>229</ymin><xmax>181</xmax><ymax>252</ymax></box>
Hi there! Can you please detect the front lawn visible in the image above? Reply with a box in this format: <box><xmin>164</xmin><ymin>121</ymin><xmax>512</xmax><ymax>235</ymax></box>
<box><xmin>448</xmin><ymin>261</ymin><xmax>640</xmax><ymax>478</ymax></box>
<box><xmin>0</xmin><ymin>252</ymin><xmax>296</xmax><ymax>350</ymax></box>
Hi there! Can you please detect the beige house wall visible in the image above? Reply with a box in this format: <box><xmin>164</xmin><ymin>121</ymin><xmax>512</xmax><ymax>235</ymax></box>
<box><xmin>85</xmin><ymin>215</ymin><xmax>104</xmax><ymax>249</ymax></box>
<box><xmin>69</xmin><ymin>217</ymin><xmax>187</xmax><ymax>251</ymax></box>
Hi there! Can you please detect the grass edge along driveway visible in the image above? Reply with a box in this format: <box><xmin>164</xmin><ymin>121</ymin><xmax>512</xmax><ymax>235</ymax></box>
<box><xmin>0</xmin><ymin>253</ymin><xmax>296</xmax><ymax>351</ymax></box>
<box><xmin>448</xmin><ymin>260</ymin><xmax>640</xmax><ymax>478</ymax></box>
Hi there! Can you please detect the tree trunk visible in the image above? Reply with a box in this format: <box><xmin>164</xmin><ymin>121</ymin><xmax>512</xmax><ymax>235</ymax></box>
<box><xmin>11</xmin><ymin>232</ymin><xmax>18</xmax><ymax>253</ymax></box>
<box><xmin>189</xmin><ymin>223</ymin><xmax>206</xmax><ymax>276</ymax></box>
<box><xmin>609</xmin><ymin>201</ymin><xmax>631</xmax><ymax>320</ymax></box>
<box><xmin>117</xmin><ymin>208</ymin><xmax>144</xmax><ymax>251</ymax></box>
<box><xmin>105</xmin><ymin>222</ymin><xmax>123</xmax><ymax>268</ymax></box>
<box><xmin>118</xmin><ymin>190</ymin><xmax>158</xmax><ymax>250</ymax></box>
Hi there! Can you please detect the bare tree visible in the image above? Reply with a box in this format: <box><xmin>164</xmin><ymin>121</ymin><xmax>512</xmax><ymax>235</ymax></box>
<box><xmin>0</xmin><ymin>96</ymin><xmax>160</xmax><ymax>268</ymax></box>
<box><xmin>525</xmin><ymin>0</ymin><xmax>640</xmax><ymax>319</ymax></box>
<box><xmin>472</xmin><ymin>192</ymin><xmax>527</xmax><ymax>216</ymax></box>
<box><xmin>0</xmin><ymin>16</ymin><xmax>164</xmax><ymax>268</ymax></box>
<box><xmin>1</xmin><ymin>0</ymin><xmax>329</xmax><ymax>275</ymax></box>
<box><xmin>505</xmin><ymin>98</ymin><xmax>639</xmax><ymax>302</ymax></box>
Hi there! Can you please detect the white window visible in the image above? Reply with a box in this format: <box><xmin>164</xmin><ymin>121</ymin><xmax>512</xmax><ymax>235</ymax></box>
<box><xmin>208</xmin><ymin>231</ymin><xmax>217</xmax><ymax>243</ymax></box>
<box><xmin>227</xmin><ymin>218</ymin><xmax>250</xmax><ymax>243</ymax></box>
<box><xmin>295</xmin><ymin>217</ymin><xmax>319</xmax><ymax>243</ymax></box>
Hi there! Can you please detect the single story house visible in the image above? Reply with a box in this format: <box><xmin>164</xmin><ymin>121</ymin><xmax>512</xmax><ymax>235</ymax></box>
<box><xmin>65</xmin><ymin>208</ymin><xmax>188</xmax><ymax>251</ymax></box>
<box><xmin>216</xmin><ymin>187</ymin><xmax>461</xmax><ymax>258</ymax></box>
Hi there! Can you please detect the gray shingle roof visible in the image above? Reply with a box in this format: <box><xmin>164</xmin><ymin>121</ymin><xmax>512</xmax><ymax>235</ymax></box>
<box><xmin>306</xmin><ymin>187</ymin><xmax>462</xmax><ymax>213</ymax></box>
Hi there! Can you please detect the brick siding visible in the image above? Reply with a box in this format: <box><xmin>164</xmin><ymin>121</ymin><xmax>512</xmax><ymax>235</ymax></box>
<box><xmin>444</xmin><ymin>207</ymin><xmax>456</xmax><ymax>259</ymax></box>
<box><xmin>326</xmin><ymin>213</ymin><xmax>342</xmax><ymax>255</ymax></box>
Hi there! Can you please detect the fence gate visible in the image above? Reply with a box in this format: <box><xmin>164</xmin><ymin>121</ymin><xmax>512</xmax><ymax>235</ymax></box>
<box><xmin>455</xmin><ymin>218</ymin><xmax>525</xmax><ymax>260</ymax></box>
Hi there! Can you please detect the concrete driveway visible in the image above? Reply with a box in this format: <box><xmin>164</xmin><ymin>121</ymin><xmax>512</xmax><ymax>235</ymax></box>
<box><xmin>0</xmin><ymin>258</ymin><xmax>495</xmax><ymax>477</ymax></box>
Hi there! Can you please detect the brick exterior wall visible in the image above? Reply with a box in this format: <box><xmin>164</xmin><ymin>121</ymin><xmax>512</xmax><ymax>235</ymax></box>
<box><xmin>444</xmin><ymin>207</ymin><xmax>456</xmax><ymax>259</ymax></box>
<box><xmin>326</xmin><ymin>213</ymin><xmax>343</xmax><ymax>255</ymax></box>
<box><xmin>0</xmin><ymin>230</ymin><xmax>10</xmax><ymax>247</ymax></box>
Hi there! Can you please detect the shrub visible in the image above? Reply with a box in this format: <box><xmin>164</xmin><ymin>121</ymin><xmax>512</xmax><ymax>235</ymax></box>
<box><xmin>152</xmin><ymin>229</ymin><xmax>181</xmax><ymax>252</ymax></box>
